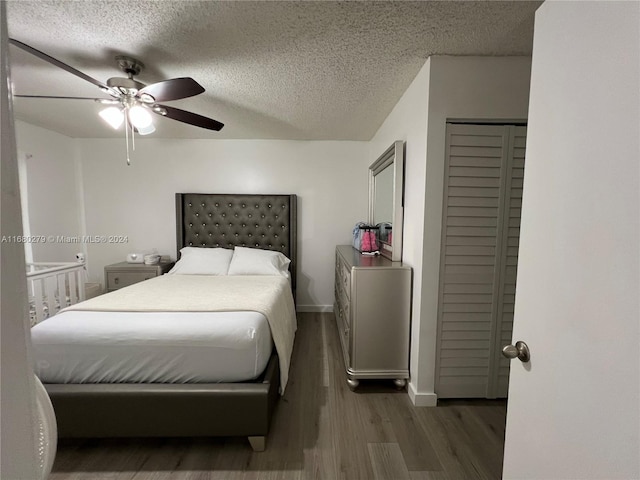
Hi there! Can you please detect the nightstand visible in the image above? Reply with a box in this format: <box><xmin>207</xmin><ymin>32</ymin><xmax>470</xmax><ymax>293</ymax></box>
<box><xmin>104</xmin><ymin>261</ymin><xmax>174</xmax><ymax>292</ymax></box>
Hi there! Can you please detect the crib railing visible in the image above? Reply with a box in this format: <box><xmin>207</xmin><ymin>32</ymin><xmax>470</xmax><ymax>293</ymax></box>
<box><xmin>27</xmin><ymin>262</ymin><xmax>86</xmax><ymax>326</ymax></box>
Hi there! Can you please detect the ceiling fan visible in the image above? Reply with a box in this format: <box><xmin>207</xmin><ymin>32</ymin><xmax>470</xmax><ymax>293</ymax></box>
<box><xmin>9</xmin><ymin>38</ymin><xmax>224</xmax><ymax>165</ymax></box>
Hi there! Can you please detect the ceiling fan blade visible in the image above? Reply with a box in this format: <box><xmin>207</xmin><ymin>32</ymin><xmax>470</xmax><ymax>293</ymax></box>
<box><xmin>9</xmin><ymin>38</ymin><xmax>110</xmax><ymax>90</ymax></box>
<box><xmin>155</xmin><ymin>105</ymin><xmax>224</xmax><ymax>131</ymax></box>
<box><xmin>139</xmin><ymin>78</ymin><xmax>204</xmax><ymax>102</ymax></box>
<box><xmin>14</xmin><ymin>94</ymin><xmax>110</xmax><ymax>101</ymax></box>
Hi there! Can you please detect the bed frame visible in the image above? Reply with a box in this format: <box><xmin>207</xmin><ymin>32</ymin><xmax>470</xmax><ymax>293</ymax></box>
<box><xmin>45</xmin><ymin>193</ymin><xmax>297</xmax><ymax>452</ymax></box>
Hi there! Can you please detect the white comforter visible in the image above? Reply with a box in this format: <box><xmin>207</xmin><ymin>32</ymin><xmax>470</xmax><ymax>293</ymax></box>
<box><xmin>63</xmin><ymin>274</ymin><xmax>297</xmax><ymax>392</ymax></box>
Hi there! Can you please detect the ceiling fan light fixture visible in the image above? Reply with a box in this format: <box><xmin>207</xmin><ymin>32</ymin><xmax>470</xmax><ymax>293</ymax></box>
<box><xmin>137</xmin><ymin>123</ymin><xmax>156</xmax><ymax>136</ymax></box>
<box><xmin>128</xmin><ymin>104</ymin><xmax>153</xmax><ymax>128</ymax></box>
<box><xmin>99</xmin><ymin>106</ymin><xmax>124</xmax><ymax>129</ymax></box>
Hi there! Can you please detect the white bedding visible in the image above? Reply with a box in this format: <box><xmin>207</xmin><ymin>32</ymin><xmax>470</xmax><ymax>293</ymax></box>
<box><xmin>31</xmin><ymin>311</ymin><xmax>273</xmax><ymax>384</ymax></box>
<box><xmin>32</xmin><ymin>274</ymin><xmax>297</xmax><ymax>392</ymax></box>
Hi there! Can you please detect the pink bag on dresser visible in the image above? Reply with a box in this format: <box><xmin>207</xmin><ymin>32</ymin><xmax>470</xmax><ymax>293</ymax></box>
<box><xmin>361</xmin><ymin>230</ymin><xmax>378</xmax><ymax>252</ymax></box>
<box><xmin>352</xmin><ymin>223</ymin><xmax>379</xmax><ymax>254</ymax></box>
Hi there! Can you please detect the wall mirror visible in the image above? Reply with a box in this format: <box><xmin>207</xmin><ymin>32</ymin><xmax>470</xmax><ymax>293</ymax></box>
<box><xmin>369</xmin><ymin>141</ymin><xmax>404</xmax><ymax>261</ymax></box>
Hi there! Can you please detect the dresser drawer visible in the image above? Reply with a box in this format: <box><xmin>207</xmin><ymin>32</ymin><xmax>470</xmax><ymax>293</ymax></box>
<box><xmin>333</xmin><ymin>299</ymin><xmax>350</xmax><ymax>367</ymax></box>
<box><xmin>340</xmin><ymin>290</ymin><xmax>350</xmax><ymax>327</ymax></box>
<box><xmin>336</xmin><ymin>252</ymin><xmax>351</xmax><ymax>299</ymax></box>
<box><xmin>341</xmin><ymin>262</ymin><xmax>351</xmax><ymax>299</ymax></box>
<box><xmin>106</xmin><ymin>271</ymin><xmax>154</xmax><ymax>290</ymax></box>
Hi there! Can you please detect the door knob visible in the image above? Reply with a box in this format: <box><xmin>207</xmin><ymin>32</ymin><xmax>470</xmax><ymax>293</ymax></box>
<box><xmin>502</xmin><ymin>341</ymin><xmax>530</xmax><ymax>363</ymax></box>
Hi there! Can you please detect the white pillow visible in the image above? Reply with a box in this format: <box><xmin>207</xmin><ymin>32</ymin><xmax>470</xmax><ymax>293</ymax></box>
<box><xmin>227</xmin><ymin>247</ymin><xmax>291</xmax><ymax>278</ymax></box>
<box><xmin>168</xmin><ymin>247</ymin><xmax>233</xmax><ymax>275</ymax></box>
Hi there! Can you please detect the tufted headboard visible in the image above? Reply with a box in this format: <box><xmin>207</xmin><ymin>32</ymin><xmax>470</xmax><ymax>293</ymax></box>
<box><xmin>175</xmin><ymin>193</ymin><xmax>298</xmax><ymax>294</ymax></box>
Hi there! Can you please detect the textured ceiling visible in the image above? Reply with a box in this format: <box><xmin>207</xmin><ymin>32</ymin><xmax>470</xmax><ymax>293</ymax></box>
<box><xmin>6</xmin><ymin>0</ymin><xmax>541</xmax><ymax>140</ymax></box>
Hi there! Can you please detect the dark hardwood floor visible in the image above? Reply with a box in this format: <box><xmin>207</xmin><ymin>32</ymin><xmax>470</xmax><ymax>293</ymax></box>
<box><xmin>49</xmin><ymin>313</ymin><xmax>507</xmax><ymax>480</ymax></box>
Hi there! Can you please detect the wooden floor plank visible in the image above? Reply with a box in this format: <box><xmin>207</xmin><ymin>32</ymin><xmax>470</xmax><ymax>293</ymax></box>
<box><xmin>325</xmin><ymin>312</ymin><xmax>377</xmax><ymax>480</ymax></box>
<box><xmin>367</xmin><ymin>443</ymin><xmax>411</xmax><ymax>480</ymax></box>
<box><xmin>414</xmin><ymin>402</ymin><xmax>505</xmax><ymax>480</ymax></box>
<box><xmin>409</xmin><ymin>471</ymin><xmax>452</xmax><ymax>480</ymax></box>
<box><xmin>50</xmin><ymin>313</ymin><xmax>507</xmax><ymax>480</ymax></box>
<box><xmin>300</xmin><ymin>314</ymin><xmax>334</xmax><ymax>480</ymax></box>
<box><xmin>209</xmin><ymin>438</ymin><xmax>252</xmax><ymax>480</ymax></box>
<box><xmin>357</xmin><ymin>393</ymin><xmax>398</xmax><ymax>444</ymax></box>
<box><xmin>382</xmin><ymin>394</ymin><xmax>443</xmax><ymax>472</ymax></box>
<box><xmin>456</xmin><ymin>404</ymin><xmax>506</xmax><ymax>479</ymax></box>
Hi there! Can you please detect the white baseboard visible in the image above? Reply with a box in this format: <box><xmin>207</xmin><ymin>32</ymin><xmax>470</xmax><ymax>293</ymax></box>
<box><xmin>296</xmin><ymin>305</ymin><xmax>334</xmax><ymax>313</ymax></box>
<box><xmin>407</xmin><ymin>381</ymin><xmax>438</xmax><ymax>407</ymax></box>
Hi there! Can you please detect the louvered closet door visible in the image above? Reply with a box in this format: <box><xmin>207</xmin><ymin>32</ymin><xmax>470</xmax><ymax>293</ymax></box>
<box><xmin>435</xmin><ymin>123</ymin><xmax>526</xmax><ymax>399</ymax></box>
<box><xmin>491</xmin><ymin>126</ymin><xmax>526</xmax><ymax>397</ymax></box>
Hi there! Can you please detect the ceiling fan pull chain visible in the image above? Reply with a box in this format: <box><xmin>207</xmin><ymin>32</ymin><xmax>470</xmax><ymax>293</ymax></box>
<box><xmin>125</xmin><ymin>113</ymin><xmax>131</xmax><ymax>166</ymax></box>
<box><xmin>131</xmin><ymin>120</ymin><xmax>136</xmax><ymax>152</ymax></box>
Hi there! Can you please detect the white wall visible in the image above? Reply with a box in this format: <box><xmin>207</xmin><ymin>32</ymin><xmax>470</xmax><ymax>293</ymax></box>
<box><xmin>369</xmin><ymin>60</ymin><xmax>431</xmax><ymax>404</ymax></box>
<box><xmin>15</xmin><ymin>120</ymin><xmax>84</xmax><ymax>263</ymax></box>
<box><xmin>503</xmin><ymin>1</ymin><xmax>639</xmax><ymax>477</ymax></box>
<box><xmin>77</xmin><ymin>138</ymin><xmax>369</xmax><ymax>309</ymax></box>
<box><xmin>371</xmin><ymin>56</ymin><xmax>532</xmax><ymax>406</ymax></box>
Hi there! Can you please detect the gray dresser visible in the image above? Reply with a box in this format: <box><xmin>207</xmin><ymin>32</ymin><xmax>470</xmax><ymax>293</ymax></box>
<box><xmin>334</xmin><ymin>245</ymin><xmax>411</xmax><ymax>390</ymax></box>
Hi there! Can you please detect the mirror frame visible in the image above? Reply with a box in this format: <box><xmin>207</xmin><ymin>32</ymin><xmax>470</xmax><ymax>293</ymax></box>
<box><xmin>368</xmin><ymin>140</ymin><xmax>404</xmax><ymax>261</ymax></box>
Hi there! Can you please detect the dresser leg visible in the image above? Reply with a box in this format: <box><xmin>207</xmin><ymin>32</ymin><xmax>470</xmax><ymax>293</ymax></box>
<box><xmin>346</xmin><ymin>377</ymin><xmax>359</xmax><ymax>391</ymax></box>
<box><xmin>393</xmin><ymin>378</ymin><xmax>407</xmax><ymax>390</ymax></box>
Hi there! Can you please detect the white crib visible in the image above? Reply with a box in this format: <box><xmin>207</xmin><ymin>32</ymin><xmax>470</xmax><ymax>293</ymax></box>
<box><xmin>27</xmin><ymin>262</ymin><xmax>86</xmax><ymax>326</ymax></box>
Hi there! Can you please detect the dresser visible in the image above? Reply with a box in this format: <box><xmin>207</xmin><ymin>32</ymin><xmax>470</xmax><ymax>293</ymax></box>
<box><xmin>334</xmin><ymin>245</ymin><xmax>411</xmax><ymax>390</ymax></box>
<box><xmin>104</xmin><ymin>261</ymin><xmax>174</xmax><ymax>292</ymax></box>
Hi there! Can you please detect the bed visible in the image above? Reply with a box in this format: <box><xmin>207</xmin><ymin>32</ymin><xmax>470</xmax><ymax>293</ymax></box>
<box><xmin>31</xmin><ymin>193</ymin><xmax>297</xmax><ymax>451</ymax></box>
